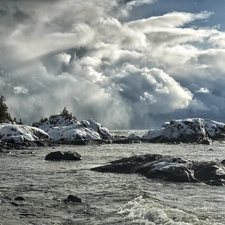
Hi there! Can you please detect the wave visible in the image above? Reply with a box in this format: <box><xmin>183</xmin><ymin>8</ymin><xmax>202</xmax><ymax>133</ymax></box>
<box><xmin>118</xmin><ymin>195</ymin><xmax>218</xmax><ymax>225</ymax></box>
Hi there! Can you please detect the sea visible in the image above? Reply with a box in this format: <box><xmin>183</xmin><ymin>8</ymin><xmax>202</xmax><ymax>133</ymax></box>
<box><xmin>1</xmin><ymin>130</ymin><xmax>225</xmax><ymax>225</ymax></box>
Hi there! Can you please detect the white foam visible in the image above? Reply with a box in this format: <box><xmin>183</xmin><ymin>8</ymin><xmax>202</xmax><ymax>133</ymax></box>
<box><xmin>118</xmin><ymin>195</ymin><xmax>212</xmax><ymax>225</ymax></box>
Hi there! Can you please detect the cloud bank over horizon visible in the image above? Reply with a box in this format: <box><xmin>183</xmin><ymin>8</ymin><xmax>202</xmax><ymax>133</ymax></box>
<box><xmin>0</xmin><ymin>0</ymin><xmax>225</xmax><ymax>129</ymax></box>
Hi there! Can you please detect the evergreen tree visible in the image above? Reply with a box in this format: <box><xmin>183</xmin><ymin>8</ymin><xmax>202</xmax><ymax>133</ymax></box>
<box><xmin>60</xmin><ymin>107</ymin><xmax>74</xmax><ymax>119</ymax></box>
<box><xmin>0</xmin><ymin>95</ymin><xmax>12</xmax><ymax>122</ymax></box>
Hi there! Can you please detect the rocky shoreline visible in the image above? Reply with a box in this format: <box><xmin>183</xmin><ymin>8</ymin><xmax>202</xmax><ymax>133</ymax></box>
<box><xmin>0</xmin><ymin>117</ymin><xmax>225</xmax><ymax>150</ymax></box>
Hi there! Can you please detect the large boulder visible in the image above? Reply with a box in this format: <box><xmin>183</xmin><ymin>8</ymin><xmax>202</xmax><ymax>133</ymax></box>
<box><xmin>91</xmin><ymin>154</ymin><xmax>225</xmax><ymax>185</ymax></box>
<box><xmin>33</xmin><ymin>116</ymin><xmax>112</xmax><ymax>144</ymax></box>
<box><xmin>142</xmin><ymin>118</ymin><xmax>225</xmax><ymax>144</ymax></box>
<box><xmin>45</xmin><ymin>151</ymin><xmax>82</xmax><ymax>161</ymax></box>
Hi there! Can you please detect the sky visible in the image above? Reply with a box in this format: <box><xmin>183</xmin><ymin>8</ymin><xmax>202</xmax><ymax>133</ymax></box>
<box><xmin>0</xmin><ymin>0</ymin><xmax>225</xmax><ymax>129</ymax></box>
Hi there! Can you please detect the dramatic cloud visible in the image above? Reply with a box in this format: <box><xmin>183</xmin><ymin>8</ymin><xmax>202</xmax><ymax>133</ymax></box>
<box><xmin>0</xmin><ymin>0</ymin><xmax>225</xmax><ymax>128</ymax></box>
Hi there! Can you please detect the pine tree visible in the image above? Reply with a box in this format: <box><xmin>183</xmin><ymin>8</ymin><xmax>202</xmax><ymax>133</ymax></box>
<box><xmin>61</xmin><ymin>107</ymin><xmax>73</xmax><ymax>119</ymax></box>
<box><xmin>0</xmin><ymin>96</ymin><xmax>23</xmax><ymax>124</ymax></box>
<box><xmin>0</xmin><ymin>95</ymin><xmax>12</xmax><ymax>122</ymax></box>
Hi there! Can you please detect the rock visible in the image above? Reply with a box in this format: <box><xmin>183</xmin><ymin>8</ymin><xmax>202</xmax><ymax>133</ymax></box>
<box><xmin>112</xmin><ymin>138</ymin><xmax>133</xmax><ymax>144</ymax></box>
<box><xmin>15</xmin><ymin>196</ymin><xmax>25</xmax><ymax>201</ymax></box>
<box><xmin>199</xmin><ymin>138</ymin><xmax>212</xmax><ymax>145</ymax></box>
<box><xmin>165</xmin><ymin>167</ymin><xmax>197</xmax><ymax>182</ymax></box>
<box><xmin>45</xmin><ymin>151</ymin><xmax>64</xmax><ymax>160</ymax></box>
<box><xmin>11</xmin><ymin>201</ymin><xmax>19</xmax><ymax>206</ymax></box>
<box><xmin>64</xmin><ymin>195</ymin><xmax>82</xmax><ymax>203</ymax></box>
<box><xmin>194</xmin><ymin>162</ymin><xmax>225</xmax><ymax>181</ymax></box>
<box><xmin>63</xmin><ymin>151</ymin><xmax>82</xmax><ymax>160</ymax></box>
<box><xmin>205</xmin><ymin>179</ymin><xmax>225</xmax><ymax>186</ymax></box>
<box><xmin>45</xmin><ymin>151</ymin><xmax>82</xmax><ymax>161</ymax></box>
<box><xmin>111</xmin><ymin>132</ymin><xmax>143</xmax><ymax>144</ymax></box>
<box><xmin>33</xmin><ymin>140</ymin><xmax>49</xmax><ymax>147</ymax></box>
<box><xmin>19</xmin><ymin>213</ymin><xmax>37</xmax><ymax>217</ymax></box>
<box><xmin>91</xmin><ymin>154</ymin><xmax>225</xmax><ymax>185</ymax></box>
<box><xmin>144</xmin><ymin>157</ymin><xmax>196</xmax><ymax>182</ymax></box>
<box><xmin>92</xmin><ymin>154</ymin><xmax>163</xmax><ymax>174</ymax></box>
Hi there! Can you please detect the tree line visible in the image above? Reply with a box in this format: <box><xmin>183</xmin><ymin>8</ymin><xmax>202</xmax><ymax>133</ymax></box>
<box><xmin>0</xmin><ymin>95</ymin><xmax>76</xmax><ymax>125</ymax></box>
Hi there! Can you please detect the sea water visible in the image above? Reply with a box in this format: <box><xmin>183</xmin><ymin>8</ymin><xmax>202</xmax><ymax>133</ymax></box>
<box><xmin>1</xmin><ymin>135</ymin><xmax>225</xmax><ymax>224</ymax></box>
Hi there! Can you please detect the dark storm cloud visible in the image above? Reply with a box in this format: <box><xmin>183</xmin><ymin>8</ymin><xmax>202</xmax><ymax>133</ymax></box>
<box><xmin>0</xmin><ymin>0</ymin><xmax>225</xmax><ymax>128</ymax></box>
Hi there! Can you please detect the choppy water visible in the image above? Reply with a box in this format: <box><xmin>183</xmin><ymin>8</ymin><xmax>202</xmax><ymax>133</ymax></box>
<box><xmin>1</xmin><ymin>135</ymin><xmax>225</xmax><ymax>224</ymax></box>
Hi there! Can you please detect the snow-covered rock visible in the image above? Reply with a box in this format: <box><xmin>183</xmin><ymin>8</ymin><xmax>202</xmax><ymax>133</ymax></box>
<box><xmin>202</xmin><ymin>119</ymin><xmax>225</xmax><ymax>139</ymax></box>
<box><xmin>143</xmin><ymin>118</ymin><xmax>225</xmax><ymax>143</ymax></box>
<box><xmin>47</xmin><ymin>124</ymin><xmax>101</xmax><ymax>143</ymax></box>
<box><xmin>32</xmin><ymin>115</ymin><xmax>78</xmax><ymax>132</ymax></box>
<box><xmin>0</xmin><ymin>123</ymin><xmax>49</xmax><ymax>144</ymax></box>
<box><xmin>80</xmin><ymin>118</ymin><xmax>111</xmax><ymax>139</ymax></box>
<box><xmin>33</xmin><ymin>116</ymin><xmax>112</xmax><ymax>144</ymax></box>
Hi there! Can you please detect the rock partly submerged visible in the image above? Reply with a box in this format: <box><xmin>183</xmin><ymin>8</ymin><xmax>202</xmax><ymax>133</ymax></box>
<box><xmin>112</xmin><ymin>133</ymin><xmax>142</xmax><ymax>144</ymax></box>
<box><xmin>142</xmin><ymin>118</ymin><xmax>225</xmax><ymax>144</ymax></box>
<box><xmin>45</xmin><ymin>151</ymin><xmax>82</xmax><ymax>161</ymax></box>
<box><xmin>91</xmin><ymin>154</ymin><xmax>225</xmax><ymax>185</ymax></box>
<box><xmin>64</xmin><ymin>195</ymin><xmax>82</xmax><ymax>203</ymax></box>
<box><xmin>33</xmin><ymin>116</ymin><xmax>112</xmax><ymax>145</ymax></box>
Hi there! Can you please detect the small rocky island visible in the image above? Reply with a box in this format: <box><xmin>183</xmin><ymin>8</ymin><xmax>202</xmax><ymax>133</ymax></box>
<box><xmin>142</xmin><ymin>118</ymin><xmax>225</xmax><ymax>144</ymax></box>
<box><xmin>0</xmin><ymin>107</ymin><xmax>112</xmax><ymax>149</ymax></box>
<box><xmin>32</xmin><ymin>108</ymin><xmax>112</xmax><ymax>145</ymax></box>
<box><xmin>91</xmin><ymin>154</ymin><xmax>225</xmax><ymax>185</ymax></box>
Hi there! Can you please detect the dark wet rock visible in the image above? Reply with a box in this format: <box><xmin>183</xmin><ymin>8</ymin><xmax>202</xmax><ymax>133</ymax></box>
<box><xmin>0</xmin><ymin>139</ymin><xmax>51</xmax><ymax>150</ymax></box>
<box><xmin>64</xmin><ymin>195</ymin><xmax>82</xmax><ymax>203</ymax></box>
<box><xmin>93</xmin><ymin>154</ymin><xmax>163</xmax><ymax>174</ymax></box>
<box><xmin>146</xmin><ymin>166</ymin><xmax>197</xmax><ymax>182</ymax></box>
<box><xmin>91</xmin><ymin>154</ymin><xmax>225</xmax><ymax>185</ymax></box>
<box><xmin>11</xmin><ymin>201</ymin><xmax>19</xmax><ymax>206</ymax></box>
<box><xmin>15</xmin><ymin>196</ymin><xmax>25</xmax><ymax>201</ymax></box>
<box><xmin>19</xmin><ymin>213</ymin><xmax>37</xmax><ymax>217</ymax></box>
<box><xmin>45</xmin><ymin>151</ymin><xmax>82</xmax><ymax>161</ymax></box>
<box><xmin>112</xmin><ymin>138</ymin><xmax>134</xmax><ymax>144</ymax></box>
<box><xmin>112</xmin><ymin>133</ymin><xmax>143</xmax><ymax>144</ymax></box>
<box><xmin>33</xmin><ymin>140</ymin><xmax>49</xmax><ymax>147</ymax></box>
<box><xmin>199</xmin><ymin>138</ymin><xmax>212</xmax><ymax>145</ymax></box>
<box><xmin>63</xmin><ymin>151</ymin><xmax>82</xmax><ymax>160</ymax></box>
<box><xmin>45</xmin><ymin>151</ymin><xmax>63</xmax><ymax>160</ymax></box>
<box><xmin>194</xmin><ymin>162</ymin><xmax>225</xmax><ymax>181</ymax></box>
<box><xmin>205</xmin><ymin>179</ymin><xmax>225</xmax><ymax>186</ymax></box>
